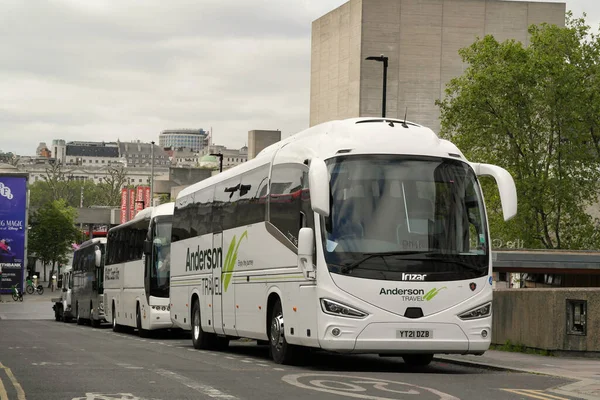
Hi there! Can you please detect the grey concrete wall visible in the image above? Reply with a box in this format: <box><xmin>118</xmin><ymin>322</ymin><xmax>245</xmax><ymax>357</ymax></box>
<box><xmin>310</xmin><ymin>0</ymin><xmax>566</xmax><ymax>133</ymax></box>
<box><xmin>310</xmin><ymin>0</ymin><xmax>362</xmax><ymax>126</ymax></box>
<box><xmin>492</xmin><ymin>289</ymin><xmax>600</xmax><ymax>352</ymax></box>
<box><xmin>248</xmin><ymin>130</ymin><xmax>282</xmax><ymax>160</ymax></box>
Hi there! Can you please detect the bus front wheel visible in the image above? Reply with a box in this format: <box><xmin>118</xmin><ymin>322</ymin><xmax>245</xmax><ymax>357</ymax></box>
<box><xmin>136</xmin><ymin>304</ymin><xmax>150</xmax><ymax>337</ymax></box>
<box><xmin>269</xmin><ymin>299</ymin><xmax>299</xmax><ymax>365</ymax></box>
<box><xmin>191</xmin><ymin>301</ymin><xmax>211</xmax><ymax>350</ymax></box>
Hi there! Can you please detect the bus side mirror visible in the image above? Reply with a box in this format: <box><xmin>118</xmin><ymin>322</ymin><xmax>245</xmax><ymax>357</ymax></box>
<box><xmin>309</xmin><ymin>158</ymin><xmax>330</xmax><ymax>217</ymax></box>
<box><xmin>472</xmin><ymin>163</ymin><xmax>518</xmax><ymax>221</ymax></box>
<box><xmin>95</xmin><ymin>249</ymin><xmax>102</xmax><ymax>267</ymax></box>
<box><xmin>298</xmin><ymin>227</ymin><xmax>315</xmax><ymax>280</ymax></box>
<box><xmin>143</xmin><ymin>240</ymin><xmax>152</xmax><ymax>255</ymax></box>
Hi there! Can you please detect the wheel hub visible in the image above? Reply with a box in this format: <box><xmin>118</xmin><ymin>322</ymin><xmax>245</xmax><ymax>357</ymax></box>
<box><xmin>270</xmin><ymin>314</ymin><xmax>284</xmax><ymax>350</ymax></box>
<box><xmin>193</xmin><ymin>308</ymin><xmax>200</xmax><ymax>340</ymax></box>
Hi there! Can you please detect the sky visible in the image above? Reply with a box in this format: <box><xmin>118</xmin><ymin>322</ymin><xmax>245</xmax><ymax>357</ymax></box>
<box><xmin>0</xmin><ymin>0</ymin><xmax>598</xmax><ymax>156</ymax></box>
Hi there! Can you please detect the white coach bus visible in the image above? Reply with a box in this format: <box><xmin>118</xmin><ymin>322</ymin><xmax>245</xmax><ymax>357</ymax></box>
<box><xmin>104</xmin><ymin>202</ymin><xmax>174</xmax><ymax>336</ymax></box>
<box><xmin>169</xmin><ymin>117</ymin><xmax>517</xmax><ymax>366</ymax></box>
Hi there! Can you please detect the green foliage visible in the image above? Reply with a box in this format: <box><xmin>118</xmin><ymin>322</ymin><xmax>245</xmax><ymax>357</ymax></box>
<box><xmin>437</xmin><ymin>12</ymin><xmax>600</xmax><ymax>249</ymax></box>
<box><xmin>490</xmin><ymin>340</ymin><xmax>554</xmax><ymax>357</ymax></box>
<box><xmin>28</xmin><ymin>199</ymin><xmax>80</xmax><ymax>271</ymax></box>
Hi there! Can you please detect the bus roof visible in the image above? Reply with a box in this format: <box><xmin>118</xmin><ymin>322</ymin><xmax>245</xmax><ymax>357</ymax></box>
<box><xmin>108</xmin><ymin>202</ymin><xmax>174</xmax><ymax>233</ymax></box>
<box><xmin>177</xmin><ymin>117</ymin><xmax>467</xmax><ymax>200</ymax></box>
<box><xmin>78</xmin><ymin>237</ymin><xmax>107</xmax><ymax>249</ymax></box>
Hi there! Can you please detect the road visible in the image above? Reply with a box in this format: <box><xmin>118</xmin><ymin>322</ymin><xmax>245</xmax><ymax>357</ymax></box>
<box><xmin>0</xmin><ymin>296</ymin><xmax>587</xmax><ymax>400</ymax></box>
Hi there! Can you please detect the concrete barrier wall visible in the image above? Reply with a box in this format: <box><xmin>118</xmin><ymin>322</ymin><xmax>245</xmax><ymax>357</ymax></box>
<box><xmin>492</xmin><ymin>289</ymin><xmax>600</xmax><ymax>352</ymax></box>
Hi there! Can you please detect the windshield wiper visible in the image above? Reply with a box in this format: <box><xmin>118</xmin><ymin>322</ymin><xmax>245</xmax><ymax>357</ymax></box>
<box><xmin>341</xmin><ymin>251</ymin><xmax>432</xmax><ymax>274</ymax></box>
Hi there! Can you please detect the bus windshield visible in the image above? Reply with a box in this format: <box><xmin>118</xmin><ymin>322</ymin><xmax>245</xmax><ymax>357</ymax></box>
<box><xmin>149</xmin><ymin>216</ymin><xmax>172</xmax><ymax>298</ymax></box>
<box><xmin>322</xmin><ymin>155</ymin><xmax>489</xmax><ymax>282</ymax></box>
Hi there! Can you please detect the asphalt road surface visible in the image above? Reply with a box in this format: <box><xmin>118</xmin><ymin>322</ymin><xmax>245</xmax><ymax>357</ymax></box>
<box><xmin>0</xmin><ymin>316</ymin><xmax>587</xmax><ymax>400</ymax></box>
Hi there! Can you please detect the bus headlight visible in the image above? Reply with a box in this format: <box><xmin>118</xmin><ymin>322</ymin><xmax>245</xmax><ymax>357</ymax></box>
<box><xmin>320</xmin><ymin>298</ymin><xmax>368</xmax><ymax>319</ymax></box>
<box><xmin>458</xmin><ymin>302</ymin><xmax>492</xmax><ymax>320</ymax></box>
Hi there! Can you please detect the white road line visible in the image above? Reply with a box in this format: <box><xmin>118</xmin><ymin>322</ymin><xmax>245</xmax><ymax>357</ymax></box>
<box><xmin>154</xmin><ymin>368</ymin><xmax>238</xmax><ymax>399</ymax></box>
<box><xmin>241</xmin><ymin>360</ymin><xmax>252</xmax><ymax>363</ymax></box>
<box><xmin>273</xmin><ymin>368</ymin><xmax>285</xmax><ymax>371</ymax></box>
<box><xmin>256</xmin><ymin>364</ymin><xmax>269</xmax><ymax>367</ymax></box>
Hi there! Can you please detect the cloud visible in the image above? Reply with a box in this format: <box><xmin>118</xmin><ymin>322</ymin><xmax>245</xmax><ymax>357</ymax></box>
<box><xmin>1</xmin><ymin>0</ymin><xmax>598</xmax><ymax>156</ymax></box>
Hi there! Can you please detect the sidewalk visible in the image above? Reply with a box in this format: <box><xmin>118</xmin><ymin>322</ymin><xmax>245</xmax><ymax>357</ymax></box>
<box><xmin>436</xmin><ymin>350</ymin><xmax>600</xmax><ymax>399</ymax></box>
<box><xmin>0</xmin><ymin>281</ymin><xmax>58</xmax><ymax>320</ymax></box>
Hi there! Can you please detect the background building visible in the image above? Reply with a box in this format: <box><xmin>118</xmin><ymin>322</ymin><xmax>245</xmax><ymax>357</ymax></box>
<box><xmin>309</xmin><ymin>0</ymin><xmax>566</xmax><ymax>133</ymax></box>
<box><xmin>248</xmin><ymin>129</ymin><xmax>281</xmax><ymax>160</ymax></box>
<box><xmin>159</xmin><ymin>129</ymin><xmax>209</xmax><ymax>152</ymax></box>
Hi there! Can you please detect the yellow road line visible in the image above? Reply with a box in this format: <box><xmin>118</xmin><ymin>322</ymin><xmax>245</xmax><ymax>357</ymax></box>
<box><xmin>0</xmin><ymin>362</ymin><xmax>26</xmax><ymax>400</ymax></box>
<box><xmin>0</xmin><ymin>375</ymin><xmax>8</xmax><ymax>400</ymax></box>
<box><xmin>501</xmin><ymin>389</ymin><xmax>570</xmax><ymax>400</ymax></box>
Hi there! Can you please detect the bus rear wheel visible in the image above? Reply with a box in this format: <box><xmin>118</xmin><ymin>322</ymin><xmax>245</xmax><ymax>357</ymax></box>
<box><xmin>269</xmin><ymin>299</ymin><xmax>299</xmax><ymax>365</ymax></box>
<box><xmin>112</xmin><ymin>304</ymin><xmax>123</xmax><ymax>332</ymax></box>
<box><xmin>191</xmin><ymin>301</ymin><xmax>212</xmax><ymax>350</ymax></box>
<box><xmin>402</xmin><ymin>354</ymin><xmax>434</xmax><ymax>367</ymax></box>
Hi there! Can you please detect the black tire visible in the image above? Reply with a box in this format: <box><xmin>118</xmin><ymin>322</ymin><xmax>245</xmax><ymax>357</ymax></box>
<box><xmin>12</xmin><ymin>293</ymin><xmax>18</xmax><ymax>302</ymax></box>
<box><xmin>19</xmin><ymin>295</ymin><xmax>23</xmax><ymax>302</ymax></box>
<box><xmin>402</xmin><ymin>354</ymin><xmax>434</xmax><ymax>367</ymax></box>
<box><xmin>26</xmin><ymin>285</ymin><xmax>33</xmax><ymax>295</ymax></box>
<box><xmin>91</xmin><ymin>302</ymin><xmax>100</xmax><ymax>327</ymax></box>
<box><xmin>191</xmin><ymin>300</ymin><xmax>212</xmax><ymax>349</ymax></box>
<box><xmin>268</xmin><ymin>299</ymin><xmax>299</xmax><ymax>365</ymax></box>
<box><xmin>136</xmin><ymin>304</ymin><xmax>150</xmax><ymax>337</ymax></box>
<box><xmin>37</xmin><ymin>285</ymin><xmax>44</xmax><ymax>295</ymax></box>
<box><xmin>76</xmin><ymin>304</ymin><xmax>83</xmax><ymax>325</ymax></box>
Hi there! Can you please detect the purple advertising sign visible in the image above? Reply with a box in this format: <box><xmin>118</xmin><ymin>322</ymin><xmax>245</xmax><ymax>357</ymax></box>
<box><xmin>0</xmin><ymin>176</ymin><xmax>27</xmax><ymax>294</ymax></box>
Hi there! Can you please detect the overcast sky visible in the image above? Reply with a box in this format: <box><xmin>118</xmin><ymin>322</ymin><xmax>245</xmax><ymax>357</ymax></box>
<box><xmin>0</xmin><ymin>0</ymin><xmax>597</xmax><ymax>156</ymax></box>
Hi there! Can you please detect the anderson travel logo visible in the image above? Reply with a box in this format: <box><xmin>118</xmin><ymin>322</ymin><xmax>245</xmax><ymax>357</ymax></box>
<box><xmin>379</xmin><ymin>286</ymin><xmax>447</xmax><ymax>301</ymax></box>
<box><xmin>184</xmin><ymin>230</ymin><xmax>248</xmax><ymax>293</ymax></box>
<box><xmin>0</xmin><ymin>182</ymin><xmax>13</xmax><ymax>200</ymax></box>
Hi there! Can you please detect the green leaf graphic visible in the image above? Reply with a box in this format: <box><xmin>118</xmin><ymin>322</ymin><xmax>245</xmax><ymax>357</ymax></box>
<box><xmin>423</xmin><ymin>286</ymin><xmax>447</xmax><ymax>301</ymax></box>
<box><xmin>222</xmin><ymin>231</ymin><xmax>248</xmax><ymax>292</ymax></box>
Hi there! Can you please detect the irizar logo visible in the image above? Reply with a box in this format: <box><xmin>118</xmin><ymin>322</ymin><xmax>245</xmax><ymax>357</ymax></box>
<box><xmin>379</xmin><ymin>286</ymin><xmax>447</xmax><ymax>302</ymax></box>
<box><xmin>0</xmin><ymin>182</ymin><xmax>13</xmax><ymax>200</ymax></box>
<box><xmin>402</xmin><ymin>273</ymin><xmax>427</xmax><ymax>281</ymax></box>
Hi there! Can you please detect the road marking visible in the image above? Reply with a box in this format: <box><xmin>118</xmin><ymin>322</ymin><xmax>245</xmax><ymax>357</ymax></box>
<box><xmin>0</xmin><ymin>362</ymin><xmax>26</xmax><ymax>400</ymax></box>
<box><xmin>154</xmin><ymin>369</ymin><xmax>238</xmax><ymax>399</ymax></box>
<box><xmin>256</xmin><ymin>364</ymin><xmax>269</xmax><ymax>367</ymax></box>
<box><xmin>273</xmin><ymin>368</ymin><xmax>285</xmax><ymax>371</ymax></box>
<box><xmin>282</xmin><ymin>373</ymin><xmax>459</xmax><ymax>400</ymax></box>
<box><xmin>501</xmin><ymin>389</ymin><xmax>570</xmax><ymax>400</ymax></box>
<box><xmin>0</xmin><ymin>375</ymin><xmax>8</xmax><ymax>400</ymax></box>
<box><xmin>241</xmin><ymin>360</ymin><xmax>252</xmax><ymax>363</ymax></box>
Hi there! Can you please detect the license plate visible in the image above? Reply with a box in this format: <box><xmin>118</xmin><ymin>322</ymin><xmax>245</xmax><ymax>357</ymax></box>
<box><xmin>396</xmin><ymin>330</ymin><xmax>432</xmax><ymax>339</ymax></box>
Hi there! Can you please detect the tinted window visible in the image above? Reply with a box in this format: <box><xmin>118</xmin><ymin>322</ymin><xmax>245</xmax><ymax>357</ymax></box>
<box><xmin>213</xmin><ymin>178</ymin><xmax>241</xmax><ymax>232</ymax></box>
<box><xmin>269</xmin><ymin>163</ymin><xmax>312</xmax><ymax>246</ymax></box>
<box><xmin>173</xmin><ymin>193</ymin><xmax>193</xmax><ymax>242</ymax></box>
<box><xmin>190</xmin><ymin>186</ymin><xmax>214</xmax><ymax>236</ymax></box>
<box><xmin>237</xmin><ymin>166</ymin><xmax>269</xmax><ymax>226</ymax></box>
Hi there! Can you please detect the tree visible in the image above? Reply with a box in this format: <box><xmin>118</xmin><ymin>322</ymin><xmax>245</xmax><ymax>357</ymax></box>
<box><xmin>99</xmin><ymin>165</ymin><xmax>128</xmax><ymax>206</ymax></box>
<box><xmin>28</xmin><ymin>200</ymin><xmax>80</xmax><ymax>282</ymax></box>
<box><xmin>436</xmin><ymin>12</ymin><xmax>600</xmax><ymax>250</ymax></box>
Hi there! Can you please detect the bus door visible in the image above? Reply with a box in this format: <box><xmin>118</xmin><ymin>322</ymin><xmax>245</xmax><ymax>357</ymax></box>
<box><xmin>212</xmin><ymin>232</ymin><xmax>225</xmax><ymax>335</ymax></box>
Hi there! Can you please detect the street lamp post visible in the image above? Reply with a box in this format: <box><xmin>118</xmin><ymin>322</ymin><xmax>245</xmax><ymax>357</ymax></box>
<box><xmin>150</xmin><ymin>141</ymin><xmax>155</xmax><ymax>206</ymax></box>
<box><xmin>365</xmin><ymin>54</ymin><xmax>389</xmax><ymax>118</ymax></box>
<box><xmin>210</xmin><ymin>153</ymin><xmax>223</xmax><ymax>173</ymax></box>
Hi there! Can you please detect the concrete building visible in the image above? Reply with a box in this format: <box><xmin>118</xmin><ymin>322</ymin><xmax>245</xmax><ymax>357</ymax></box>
<box><xmin>119</xmin><ymin>141</ymin><xmax>170</xmax><ymax>168</ymax></box>
<box><xmin>309</xmin><ymin>0</ymin><xmax>566</xmax><ymax>133</ymax></box>
<box><xmin>248</xmin><ymin>130</ymin><xmax>281</xmax><ymax>160</ymax></box>
<box><xmin>159</xmin><ymin>129</ymin><xmax>209</xmax><ymax>152</ymax></box>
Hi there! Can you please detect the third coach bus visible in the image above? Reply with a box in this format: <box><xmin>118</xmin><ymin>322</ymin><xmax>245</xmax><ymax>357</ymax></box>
<box><xmin>104</xmin><ymin>202</ymin><xmax>174</xmax><ymax>336</ymax></box>
<box><xmin>169</xmin><ymin>117</ymin><xmax>517</xmax><ymax>366</ymax></box>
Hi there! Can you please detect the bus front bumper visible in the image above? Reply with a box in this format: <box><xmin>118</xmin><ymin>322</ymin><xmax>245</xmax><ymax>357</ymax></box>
<box><xmin>318</xmin><ymin>320</ymin><xmax>491</xmax><ymax>355</ymax></box>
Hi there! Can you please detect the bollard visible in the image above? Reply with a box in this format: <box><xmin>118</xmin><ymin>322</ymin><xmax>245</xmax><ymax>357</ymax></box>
<box><xmin>51</xmin><ymin>275</ymin><xmax>57</xmax><ymax>292</ymax></box>
<box><xmin>33</xmin><ymin>275</ymin><xmax>38</xmax><ymax>288</ymax></box>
